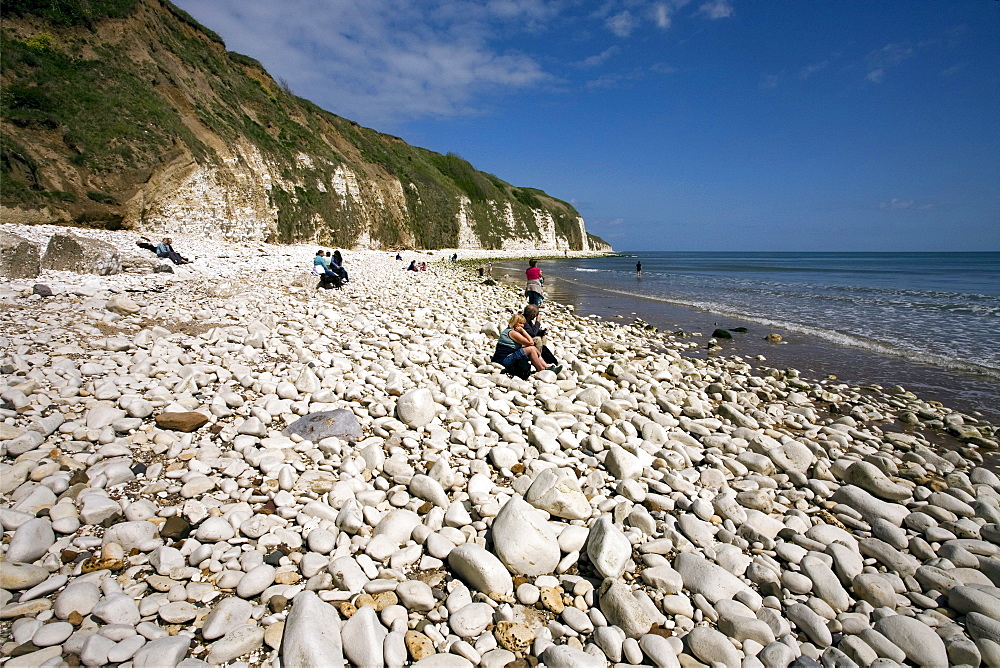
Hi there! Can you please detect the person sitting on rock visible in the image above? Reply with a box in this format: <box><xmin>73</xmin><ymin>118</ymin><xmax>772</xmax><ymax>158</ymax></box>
<box><xmin>330</xmin><ymin>250</ymin><xmax>349</xmax><ymax>282</ymax></box>
<box><xmin>523</xmin><ymin>303</ymin><xmax>559</xmax><ymax>367</ymax></box>
<box><xmin>407</xmin><ymin>260</ymin><xmax>418</xmax><ymax>271</ymax></box>
<box><xmin>136</xmin><ymin>236</ymin><xmax>158</xmax><ymax>254</ymax></box>
<box><xmin>492</xmin><ymin>313</ymin><xmax>560</xmax><ymax>379</ymax></box>
<box><xmin>313</xmin><ymin>249</ymin><xmax>329</xmax><ymax>270</ymax></box>
<box><xmin>156</xmin><ymin>237</ymin><xmax>190</xmax><ymax>265</ymax></box>
<box><xmin>311</xmin><ymin>249</ymin><xmax>342</xmax><ymax>289</ymax></box>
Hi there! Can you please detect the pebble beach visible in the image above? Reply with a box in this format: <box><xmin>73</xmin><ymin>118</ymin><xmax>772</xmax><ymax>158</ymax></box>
<box><xmin>2</xmin><ymin>224</ymin><xmax>1000</xmax><ymax>668</ymax></box>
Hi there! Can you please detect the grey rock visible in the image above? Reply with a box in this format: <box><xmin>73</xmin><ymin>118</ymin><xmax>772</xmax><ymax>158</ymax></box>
<box><xmin>587</xmin><ymin>515</ymin><xmax>632</xmax><ymax>579</ymax></box>
<box><xmin>206</xmin><ymin>624</ymin><xmax>263</xmax><ymax>664</ymax></box>
<box><xmin>598</xmin><ymin>580</ymin><xmax>658</xmax><ymax>638</ymax></box>
<box><xmin>852</xmin><ymin>573</ymin><xmax>897</xmax><ymax>609</ymax></box>
<box><xmin>685</xmin><ymin>626</ymin><xmax>742</xmax><ymax>666</ymax></box>
<box><xmin>6</xmin><ymin>518</ymin><xmax>54</xmax><ymax>564</ymax></box>
<box><xmin>785</xmin><ymin>602</ymin><xmax>832</xmax><ymax>647</ymax></box>
<box><xmin>0</xmin><ymin>232</ymin><xmax>40</xmax><ymax>278</ymax></box>
<box><xmin>341</xmin><ymin>606</ymin><xmax>387</xmax><ymax>666</ymax></box>
<box><xmin>447</xmin><ymin>544</ymin><xmax>513</xmax><ymax>597</ymax></box>
<box><xmin>859</xmin><ymin>537</ymin><xmax>920</xmax><ymax>577</ymax></box>
<box><xmin>875</xmin><ymin>614</ymin><xmax>948</xmax><ymax>667</ymax></box>
<box><xmin>491</xmin><ymin>496</ymin><xmax>560</xmax><ymax>576</ymax></box>
<box><xmin>541</xmin><ymin>644</ymin><xmax>606</xmax><ymax>667</ymax></box>
<box><xmin>283</xmin><ymin>409</ymin><xmax>363</xmax><ymax>442</ymax></box>
<box><xmin>948</xmin><ymin>585</ymin><xmax>1000</xmax><ymax>620</ymax></box>
<box><xmin>202</xmin><ymin>597</ymin><xmax>253</xmax><ymax>640</ymax></box>
<box><xmin>132</xmin><ymin>635</ymin><xmax>192</xmax><ymax>668</ymax></box>
<box><xmin>830</xmin><ymin>485</ymin><xmax>909</xmax><ymax>527</ymax></box>
<box><xmin>844</xmin><ymin>461</ymin><xmax>912</xmax><ymax>501</ymax></box>
<box><xmin>673</xmin><ymin>551</ymin><xmax>751</xmax><ymax>604</ymax></box>
<box><xmin>41</xmin><ymin>232</ymin><xmax>122</xmax><ymax>275</ymax></box>
<box><xmin>0</xmin><ymin>562</ymin><xmax>49</xmax><ymax>591</ymax></box>
<box><xmin>281</xmin><ymin>591</ymin><xmax>345</xmax><ymax>666</ymax></box>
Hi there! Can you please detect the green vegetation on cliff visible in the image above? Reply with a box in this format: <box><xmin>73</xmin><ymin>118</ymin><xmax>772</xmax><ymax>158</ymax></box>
<box><xmin>0</xmin><ymin>0</ymin><xmax>606</xmax><ymax>249</ymax></box>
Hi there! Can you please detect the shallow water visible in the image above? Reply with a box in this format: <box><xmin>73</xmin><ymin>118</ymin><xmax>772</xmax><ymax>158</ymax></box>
<box><xmin>494</xmin><ymin>253</ymin><xmax>1000</xmax><ymax>424</ymax></box>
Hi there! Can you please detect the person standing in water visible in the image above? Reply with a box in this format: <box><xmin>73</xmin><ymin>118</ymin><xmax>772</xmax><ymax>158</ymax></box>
<box><xmin>636</xmin><ymin>260</ymin><xmax>642</xmax><ymax>276</ymax></box>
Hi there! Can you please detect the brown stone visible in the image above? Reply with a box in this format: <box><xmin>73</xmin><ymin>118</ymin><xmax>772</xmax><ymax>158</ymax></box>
<box><xmin>372</xmin><ymin>591</ymin><xmax>398</xmax><ymax>611</ymax></box>
<box><xmin>339</xmin><ymin>602</ymin><xmax>357</xmax><ymax>618</ymax></box>
<box><xmin>765</xmin><ymin>333</ymin><xmax>783</xmax><ymax>342</ymax></box>
<box><xmin>494</xmin><ymin>621</ymin><xmax>534</xmax><ymax>653</ymax></box>
<box><xmin>354</xmin><ymin>593</ymin><xmax>375</xmax><ymax>609</ymax></box>
<box><xmin>404</xmin><ymin>630</ymin><xmax>435</xmax><ymax>661</ymax></box>
<box><xmin>67</xmin><ymin>611</ymin><xmax>84</xmax><ymax>626</ymax></box>
<box><xmin>539</xmin><ymin>586</ymin><xmax>564</xmax><ymax>614</ymax></box>
<box><xmin>81</xmin><ymin>557</ymin><xmax>124</xmax><ymax>573</ymax></box>
<box><xmin>274</xmin><ymin>571</ymin><xmax>300</xmax><ymax>585</ymax></box>
<box><xmin>155</xmin><ymin>412</ymin><xmax>210</xmax><ymax>432</ymax></box>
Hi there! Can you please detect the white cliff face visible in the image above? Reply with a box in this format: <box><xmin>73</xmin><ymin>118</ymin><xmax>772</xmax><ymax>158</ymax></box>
<box><xmin>123</xmin><ymin>148</ymin><xmax>603</xmax><ymax>250</ymax></box>
<box><xmin>456</xmin><ymin>197</ymin><xmax>483</xmax><ymax>249</ymax></box>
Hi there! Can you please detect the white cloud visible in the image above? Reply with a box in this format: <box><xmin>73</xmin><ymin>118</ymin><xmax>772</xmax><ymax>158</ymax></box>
<box><xmin>866</xmin><ymin>43</ymin><xmax>913</xmax><ymax>83</ymax></box>
<box><xmin>799</xmin><ymin>60</ymin><xmax>828</xmax><ymax>80</ymax></box>
<box><xmin>699</xmin><ymin>0</ymin><xmax>734</xmax><ymax>20</ymax></box>
<box><xmin>576</xmin><ymin>46</ymin><xmax>621</xmax><ymax>69</ymax></box>
<box><xmin>171</xmin><ymin>0</ymin><xmax>554</xmax><ymax>126</ymax></box>
<box><xmin>606</xmin><ymin>10</ymin><xmax>637</xmax><ymax>37</ymax></box>
<box><xmin>653</xmin><ymin>3</ymin><xmax>673</xmax><ymax>29</ymax></box>
<box><xmin>759</xmin><ymin>73</ymin><xmax>780</xmax><ymax>89</ymax></box>
<box><xmin>880</xmin><ymin>198</ymin><xmax>933</xmax><ymax>211</ymax></box>
<box><xmin>170</xmin><ymin>0</ymin><xmax>735</xmax><ymax>126</ymax></box>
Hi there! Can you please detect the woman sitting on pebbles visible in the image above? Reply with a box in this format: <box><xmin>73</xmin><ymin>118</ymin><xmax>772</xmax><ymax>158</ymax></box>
<box><xmin>492</xmin><ymin>313</ymin><xmax>561</xmax><ymax>378</ymax></box>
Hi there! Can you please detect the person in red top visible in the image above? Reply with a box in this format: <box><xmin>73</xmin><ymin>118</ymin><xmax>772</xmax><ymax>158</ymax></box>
<box><xmin>525</xmin><ymin>259</ymin><xmax>544</xmax><ymax>306</ymax></box>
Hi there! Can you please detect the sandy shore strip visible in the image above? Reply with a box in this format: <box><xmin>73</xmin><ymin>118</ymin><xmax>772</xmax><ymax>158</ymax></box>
<box><xmin>2</xmin><ymin>223</ymin><xmax>999</xmax><ymax>667</ymax></box>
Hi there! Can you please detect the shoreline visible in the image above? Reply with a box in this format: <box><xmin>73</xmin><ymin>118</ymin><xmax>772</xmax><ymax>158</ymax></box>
<box><xmin>488</xmin><ymin>258</ymin><xmax>1000</xmax><ymax>426</ymax></box>
<box><xmin>2</xmin><ymin>223</ymin><xmax>999</xmax><ymax>667</ymax></box>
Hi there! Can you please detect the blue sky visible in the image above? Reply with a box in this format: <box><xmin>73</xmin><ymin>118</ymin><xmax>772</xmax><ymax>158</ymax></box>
<box><xmin>173</xmin><ymin>1</ymin><xmax>999</xmax><ymax>252</ymax></box>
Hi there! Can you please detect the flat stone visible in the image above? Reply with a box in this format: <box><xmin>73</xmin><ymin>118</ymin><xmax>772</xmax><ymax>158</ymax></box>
<box><xmin>92</xmin><ymin>593</ymin><xmax>141</xmax><ymax>626</ymax></box>
<box><xmin>283</xmin><ymin>409</ymin><xmax>363</xmax><ymax>442</ymax></box>
<box><xmin>155</xmin><ymin>412</ymin><xmax>210</xmax><ymax>432</ymax></box>
<box><xmin>132</xmin><ymin>635</ymin><xmax>192</xmax><ymax>668</ymax></box>
<box><xmin>673</xmin><ymin>551</ymin><xmax>752</xmax><ymax>604</ymax></box>
<box><xmin>524</xmin><ymin>468</ymin><xmax>591</xmax><ymax>520</ymax></box>
<box><xmin>0</xmin><ymin>562</ymin><xmax>48</xmax><ymax>590</ymax></box>
<box><xmin>203</xmin><ymin>597</ymin><xmax>254</xmax><ymax>640</ymax></box>
<box><xmin>449</xmin><ymin>602</ymin><xmax>494</xmax><ymax>638</ymax></box>
<box><xmin>875</xmin><ymin>614</ymin><xmax>948</xmax><ymax>667</ymax></box>
<box><xmin>686</xmin><ymin>626</ymin><xmax>741</xmax><ymax>666</ymax></box>
<box><xmin>447</xmin><ymin>544</ymin><xmax>513</xmax><ymax>598</ymax></box>
<box><xmin>206</xmin><ymin>623</ymin><xmax>264</xmax><ymax>664</ymax></box>
<box><xmin>541</xmin><ymin>644</ymin><xmax>607</xmax><ymax>667</ymax></box>
<box><xmin>6</xmin><ymin>518</ymin><xmax>54</xmax><ymax>564</ymax></box>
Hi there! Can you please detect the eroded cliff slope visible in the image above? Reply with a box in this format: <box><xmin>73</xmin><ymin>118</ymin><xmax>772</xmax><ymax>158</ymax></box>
<box><xmin>1</xmin><ymin>0</ymin><xmax>610</xmax><ymax>251</ymax></box>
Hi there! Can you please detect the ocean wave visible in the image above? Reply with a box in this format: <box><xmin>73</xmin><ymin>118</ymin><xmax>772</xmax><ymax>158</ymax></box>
<box><xmin>553</xmin><ymin>277</ymin><xmax>1000</xmax><ymax>380</ymax></box>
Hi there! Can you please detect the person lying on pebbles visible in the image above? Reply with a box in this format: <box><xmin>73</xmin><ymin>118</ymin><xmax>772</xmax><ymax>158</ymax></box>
<box><xmin>0</xmin><ymin>223</ymin><xmax>998</xmax><ymax>668</ymax></box>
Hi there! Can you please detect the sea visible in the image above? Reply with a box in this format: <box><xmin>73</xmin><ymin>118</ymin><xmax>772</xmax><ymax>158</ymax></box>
<box><xmin>492</xmin><ymin>252</ymin><xmax>1000</xmax><ymax>424</ymax></box>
